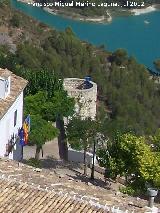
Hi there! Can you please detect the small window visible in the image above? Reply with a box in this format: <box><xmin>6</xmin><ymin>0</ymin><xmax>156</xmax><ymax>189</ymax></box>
<box><xmin>14</xmin><ymin>110</ymin><xmax>17</xmax><ymax>127</ymax></box>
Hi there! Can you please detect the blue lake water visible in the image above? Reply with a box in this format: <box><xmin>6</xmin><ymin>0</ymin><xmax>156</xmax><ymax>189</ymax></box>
<box><xmin>11</xmin><ymin>0</ymin><xmax>160</xmax><ymax>73</ymax></box>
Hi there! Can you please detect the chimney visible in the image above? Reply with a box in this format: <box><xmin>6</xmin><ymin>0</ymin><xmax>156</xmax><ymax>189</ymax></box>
<box><xmin>0</xmin><ymin>75</ymin><xmax>11</xmax><ymax>99</ymax></box>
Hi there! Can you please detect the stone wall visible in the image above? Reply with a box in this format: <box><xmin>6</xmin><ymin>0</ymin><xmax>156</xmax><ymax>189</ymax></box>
<box><xmin>63</xmin><ymin>78</ymin><xmax>97</xmax><ymax>120</ymax></box>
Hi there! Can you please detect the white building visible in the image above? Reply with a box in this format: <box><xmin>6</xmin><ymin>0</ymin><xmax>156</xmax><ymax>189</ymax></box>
<box><xmin>0</xmin><ymin>68</ymin><xmax>27</xmax><ymax>160</ymax></box>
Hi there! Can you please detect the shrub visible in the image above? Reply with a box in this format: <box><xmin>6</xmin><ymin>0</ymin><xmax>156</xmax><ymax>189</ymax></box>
<box><xmin>10</xmin><ymin>14</ymin><xmax>20</xmax><ymax>27</ymax></box>
<box><xmin>27</xmin><ymin>158</ymin><xmax>42</xmax><ymax>168</ymax></box>
<box><xmin>119</xmin><ymin>186</ymin><xmax>136</xmax><ymax>196</ymax></box>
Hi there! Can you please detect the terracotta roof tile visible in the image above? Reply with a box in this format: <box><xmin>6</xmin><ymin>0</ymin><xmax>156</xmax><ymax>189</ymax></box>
<box><xmin>0</xmin><ymin>158</ymin><xmax>156</xmax><ymax>212</ymax></box>
<box><xmin>0</xmin><ymin>177</ymin><xmax>107</xmax><ymax>213</ymax></box>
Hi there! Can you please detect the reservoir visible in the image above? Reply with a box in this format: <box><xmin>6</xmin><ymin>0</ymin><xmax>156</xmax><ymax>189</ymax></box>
<box><xmin>11</xmin><ymin>0</ymin><xmax>160</xmax><ymax>73</ymax></box>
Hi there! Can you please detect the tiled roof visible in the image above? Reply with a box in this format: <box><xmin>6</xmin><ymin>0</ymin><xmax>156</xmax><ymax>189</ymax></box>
<box><xmin>0</xmin><ymin>69</ymin><xmax>11</xmax><ymax>78</ymax></box>
<box><xmin>0</xmin><ymin>159</ymin><xmax>107</xmax><ymax>213</ymax></box>
<box><xmin>0</xmin><ymin>178</ymin><xmax>104</xmax><ymax>213</ymax></box>
<box><xmin>0</xmin><ymin>158</ymin><xmax>159</xmax><ymax>213</ymax></box>
<box><xmin>0</xmin><ymin>68</ymin><xmax>28</xmax><ymax>120</ymax></box>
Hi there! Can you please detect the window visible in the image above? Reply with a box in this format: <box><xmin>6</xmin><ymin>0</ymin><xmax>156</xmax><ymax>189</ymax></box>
<box><xmin>14</xmin><ymin>110</ymin><xmax>17</xmax><ymax>127</ymax></box>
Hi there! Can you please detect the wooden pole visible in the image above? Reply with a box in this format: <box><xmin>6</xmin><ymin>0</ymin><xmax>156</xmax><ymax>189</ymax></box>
<box><xmin>21</xmin><ymin>145</ymin><xmax>23</xmax><ymax>161</ymax></box>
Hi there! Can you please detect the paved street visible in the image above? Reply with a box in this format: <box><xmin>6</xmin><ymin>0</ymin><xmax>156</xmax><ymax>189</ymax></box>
<box><xmin>23</xmin><ymin>139</ymin><xmax>59</xmax><ymax>160</ymax></box>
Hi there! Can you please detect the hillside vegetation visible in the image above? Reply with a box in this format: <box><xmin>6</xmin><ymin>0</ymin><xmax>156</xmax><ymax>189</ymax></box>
<box><xmin>0</xmin><ymin>1</ymin><xmax>160</xmax><ymax>137</ymax></box>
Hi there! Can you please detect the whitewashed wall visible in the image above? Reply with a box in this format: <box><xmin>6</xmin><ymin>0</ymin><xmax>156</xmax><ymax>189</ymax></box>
<box><xmin>68</xmin><ymin>147</ymin><xmax>98</xmax><ymax>165</ymax></box>
<box><xmin>0</xmin><ymin>91</ymin><xmax>23</xmax><ymax>160</ymax></box>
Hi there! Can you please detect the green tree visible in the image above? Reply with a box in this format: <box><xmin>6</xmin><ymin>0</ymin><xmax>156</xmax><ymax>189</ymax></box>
<box><xmin>150</xmin><ymin>128</ymin><xmax>160</xmax><ymax>151</ymax></box>
<box><xmin>24</xmin><ymin>89</ymin><xmax>75</xmax><ymax>161</ymax></box>
<box><xmin>97</xmin><ymin>133</ymin><xmax>126</xmax><ymax>179</ymax></box>
<box><xmin>10</xmin><ymin>14</ymin><xmax>20</xmax><ymax>27</ymax></box>
<box><xmin>18</xmin><ymin>68</ymin><xmax>75</xmax><ymax>162</ymax></box>
<box><xmin>29</xmin><ymin>115</ymin><xmax>59</xmax><ymax>160</ymax></box>
<box><xmin>112</xmin><ymin>49</ymin><xmax>128</xmax><ymax>66</ymax></box>
<box><xmin>43</xmin><ymin>90</ymin><xmax>75</xmax><ymax>161</ymax></box>
<box><xmin>24</xmin><ymin>91</ymin><xmax>47</xmax><ymax>116</ymax></box>
<box><xmin>0</xmin><ymin>0</ymin><xmax>9</xmax><ymax>5</ymax></box>
<box><xmin>66</xmin><ymin>117</ymin><xmax>98</xmax><ymax>175</ymax></box>
<box><xmin>97</xmin><ymin>133</ymin><xmax>160</xmax><ymax>188</ymax></box>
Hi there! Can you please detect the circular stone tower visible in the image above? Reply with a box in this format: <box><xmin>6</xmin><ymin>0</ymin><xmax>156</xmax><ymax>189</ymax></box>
<box><xmin>63</xmin><ymin>77</ymin><xmax>97</xmax><ymax>120</ymax></box>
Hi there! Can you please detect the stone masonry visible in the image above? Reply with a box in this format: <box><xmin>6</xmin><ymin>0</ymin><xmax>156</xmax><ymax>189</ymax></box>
<box><xmin>63</xmin><ymin>78</ymin><xmax>97</xmax><ymax>120</ymax></box>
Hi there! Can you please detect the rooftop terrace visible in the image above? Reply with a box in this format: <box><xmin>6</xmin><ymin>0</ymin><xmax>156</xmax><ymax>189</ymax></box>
<box><xmin>63</xmin><ymin>78</ymin><xmax>96</xmax><ymax>91</ymax></box>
